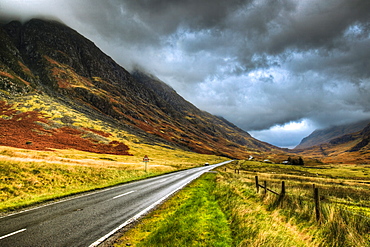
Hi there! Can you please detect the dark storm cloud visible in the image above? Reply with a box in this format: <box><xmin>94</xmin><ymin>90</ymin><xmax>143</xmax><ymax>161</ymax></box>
<box><xmin>264</xmin><ymin>0</ymin><xmax>370</xmax><ymax>53</ymax></box>
<box><xmin>121</xmin><ymin>0</ymin><xmax>250</xmax><ymax>33</ymax></box>
<box><xmin>1</xmin><ymin>0</ymin><xmax>369</xmax><ymax>147</ymax></box>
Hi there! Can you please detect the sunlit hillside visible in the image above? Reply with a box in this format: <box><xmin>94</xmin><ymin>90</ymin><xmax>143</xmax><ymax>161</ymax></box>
<box><xmin>0</xmin><ymin>19</ymin><xmax>282</xmax><ymax>160</ymax></box>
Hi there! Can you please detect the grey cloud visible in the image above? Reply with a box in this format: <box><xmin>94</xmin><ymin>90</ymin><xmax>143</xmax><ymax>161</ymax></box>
<box><xmin>121</xmin><ymin>0</ymin><xmax>251</xmax><ymax>33</ymax></box>
<box><xmin>69</xmin><ymin>1</ymin><xmax>161</xmax><ymax>47</ymax></box>
<box><xmin>264</xmin><ymin>0</ymin><xmax>370</xmax><ymax>53</ymax></box>
<box><xmin>66</xmin><ymin>0</ymin><xmax>370</xmax><ymax>80</ymax></box>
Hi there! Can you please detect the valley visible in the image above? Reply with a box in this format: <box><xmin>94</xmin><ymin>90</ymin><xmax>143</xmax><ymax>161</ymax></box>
<box><xmin>0</xmin><ymin>18</ymin><xmax>369</xmax><ymax>247</ymax></box>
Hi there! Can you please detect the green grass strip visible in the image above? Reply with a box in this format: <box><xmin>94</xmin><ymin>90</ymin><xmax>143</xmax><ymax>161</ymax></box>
<box><xmin>117</xmin><ymin>171</ymin><xmax>319</xmax><ymax>247</ymax></box>
<box><xmin>213</xmin><ymin>172</ymin><xmax>314</xmax><ymax>247</ymax></box>
<box><xmin>116</xmin><ymin>173</ymin><xmax>232</xmax><ymax>247</ymax></box>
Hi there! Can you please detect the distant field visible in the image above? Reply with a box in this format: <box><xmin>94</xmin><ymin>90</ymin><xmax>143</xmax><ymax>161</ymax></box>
<box><xmin>0</xmin><ymin>145</ymin><xmax>227</xmax><ymax>212</ymax></box>
<box><xmin>116</xmin><ymin>160</ymin><xmax>370</xmax><ymax>247</ymax></box>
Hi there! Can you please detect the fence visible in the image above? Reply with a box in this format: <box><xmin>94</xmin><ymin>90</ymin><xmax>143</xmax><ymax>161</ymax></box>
<box><xmin>225</xmin><ymin>167</ymin><xmax>370</xmax><ymax>231</ymax></box>
<box><xmin>230</xmin><ymin>168</ymin><xmax>369</xmax><ymax>223</ymax></box>
<box><xmin>254</xmin><ymin>175</ymin><xmax>321</xmax><ymax>222</ymax></box>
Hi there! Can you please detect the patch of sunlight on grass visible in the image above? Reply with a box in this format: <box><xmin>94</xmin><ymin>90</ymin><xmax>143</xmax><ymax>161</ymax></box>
<box><xmin>115</xmin><ymin>173</ymin><xmax>232</xmax><ymax>247</ymax></box>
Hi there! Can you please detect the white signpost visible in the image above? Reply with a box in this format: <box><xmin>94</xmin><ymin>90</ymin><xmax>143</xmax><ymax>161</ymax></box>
<box><xmin>143</xmin><ymin>155</ymin><xmax>149</xmax><ymax>172</ymax></box>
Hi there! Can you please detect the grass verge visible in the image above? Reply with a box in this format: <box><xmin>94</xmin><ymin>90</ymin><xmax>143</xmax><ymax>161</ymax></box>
<box><xmin>115</xmin><ymin>172</ymin><xmax>232</xmax><ymax>247</ymax></box>
<box><xmin>116</xmin><ymin>171</ymin><xmax>314</xmax><ymax>247</ymax></box>
<box><xmin>213</xmin><ymin>171</ymin><xmax>314</xmax><ymax>247</ymax></box>
<box><xmin>1</xmin><ymin>160</ymin><xmax>166</xmax><ymax>212</ymax></box>
<box><xmin>0</xmin><ymin>145</ymin><xmax>227</xmax><ymax>213</ymax></box>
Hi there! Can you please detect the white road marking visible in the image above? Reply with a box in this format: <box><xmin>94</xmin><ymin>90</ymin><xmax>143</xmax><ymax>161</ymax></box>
<box><xmin>88</xmin><ymin>167</ymin><xmax>213</xmax><ymax>247</ymax></box>
<box><xmin>0</xmin><ymin>229</ymin><xmax>27</xmax><ymax>240</ymax></box>
<box><xmin>157</xmin><ymin>179</ymin><xmax>168</xmax><ymax>183</ymax></box>
<box><xmin>0</xmin><ymin>183</ymin><xmax>131</xmax><ymax>219</ymax></box>
<box><xmin>113</xmin><ymin>191</ymin><xmax>135</xmax><ymax>199</ymax></box>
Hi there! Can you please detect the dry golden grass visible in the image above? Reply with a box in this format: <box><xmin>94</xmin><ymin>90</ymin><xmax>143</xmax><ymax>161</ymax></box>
<box><xmin>222</xmin><ymin>160</ymin><xmax>370</xmax><ymax>246</ymax></box>
<box><xmin>0</xmin><ymin>144</ymin><xmax>228</xmax><ymax>213</ymax></box>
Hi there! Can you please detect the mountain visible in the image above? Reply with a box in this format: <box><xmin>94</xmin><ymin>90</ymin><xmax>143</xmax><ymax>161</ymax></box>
<box><xmin>0</xmin><ymin>19</ymin><xmax>278</xmax><ymax>159</ymax></box>
<box><xmin>292</xmin><ymin>122</ymin><xmax>370</xmax><ymax>164</ymax></box>
<box><xmin>295</xmin><ymin>120</ymin><xmax>370</xmax><ymax>149</ymax></box>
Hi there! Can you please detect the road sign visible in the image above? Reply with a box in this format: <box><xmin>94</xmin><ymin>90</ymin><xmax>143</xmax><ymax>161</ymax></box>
<box><xmin>143</xmin><ymin>155</ymin><xmax>149</xmax><ymax>172</ymax></box>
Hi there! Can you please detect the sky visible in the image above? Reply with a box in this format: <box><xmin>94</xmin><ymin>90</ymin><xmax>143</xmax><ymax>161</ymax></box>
<box><xmin>1</xmin><ymin>0</ymin><xmax>370</xmax><ymax>148</ymax></box>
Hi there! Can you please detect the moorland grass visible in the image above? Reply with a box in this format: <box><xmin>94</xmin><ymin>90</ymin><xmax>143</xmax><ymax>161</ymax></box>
<box><xmin>0</xmin><ymin>145</ymin><xmax>227</xmax><ymax>212</ymax></box>
<box><xmin>225</xmin><ymin>160</ymin><xmax>370</xmax><ymax>247</ymax></box>
<box><xmin>0</xmin><ymin>159</ymin><xmax>169</xmax><ymax>212</ymax></box>
<box><xmin>116</xmin><ymin>171</ymin><xmax>314</xmax><ymax>247</ymax></box>
<box><xmin>116</xmin><ymin>160</ymin><xmax>370</xmax><ymax>247</ymax></box>
<box><xmin>213</xmin><ymin>171</ymin><xmax>315</xmax><ymax>247</ymax></box>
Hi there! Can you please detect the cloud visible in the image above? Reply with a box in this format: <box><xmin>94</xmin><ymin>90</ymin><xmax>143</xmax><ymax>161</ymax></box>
<box><xmin>250</xmin><ymin>120</ymin><xmax>315</xmax><ymax>148</ymax></box>
<box><xmin>1</xmin><ymin>0</ymin><xmax>369</xmax><ymax>147</ymax></box>
<box><xmin>0</xmin><ymin>0</ymin><xmax>66</xmax><ymax>23</ymax></box>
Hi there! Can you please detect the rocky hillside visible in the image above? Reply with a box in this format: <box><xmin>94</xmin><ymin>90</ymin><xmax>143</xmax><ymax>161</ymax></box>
<box><xmin>0</xmin><ymin>19</ymin><xmax>279</xmax><ymax>159</ymax></box>
<box><xmin>295</xmin><ymin>120</ymin><xmax>370</xmax><ymax>149</ymax></box>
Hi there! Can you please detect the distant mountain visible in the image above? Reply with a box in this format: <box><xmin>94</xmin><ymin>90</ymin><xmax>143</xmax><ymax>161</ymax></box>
<box><xmin>295</xmin><ymin>120</ymin><xmax>370</xmax><ymax>149</ymax></box>
<box><xmin>292</xmin><ymin>122</ymin><xmax>370</xmax><ymax>164</ymax></box>
<box><xmin>0</xmin><ymin>19</ymin><xmax>278</xmax><ymax>159</ymax></box>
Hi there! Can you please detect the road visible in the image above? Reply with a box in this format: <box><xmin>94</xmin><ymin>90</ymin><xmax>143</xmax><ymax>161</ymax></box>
<box><xmin>0</xmin><ymin>161</ymin><xmax>231</xmax><ymax>247</ymax></box>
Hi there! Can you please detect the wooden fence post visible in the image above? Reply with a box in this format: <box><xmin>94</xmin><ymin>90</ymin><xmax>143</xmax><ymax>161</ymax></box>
<box><xmin>281</xmin><ymin>181</ymin><xmax>286</xmax><ymax>197</ymax></box>
<box><xmin>274</xmin><ymin>181</ymin><xmax>286</xmax><ymax>206</ymax></box>
<box><xmin>255</xmin><ymin>176</ymin><xmax>259</xmax><ymax>193</ymax></box>
<box><xmin>312</xmin><ymin>184</ymin><xmax>316</xmax><ymax>196</ymax></box>
<box><xmin>314</xmin><ymin>187</ymin><xmax>321</xmax><ymax>222</ymax></box>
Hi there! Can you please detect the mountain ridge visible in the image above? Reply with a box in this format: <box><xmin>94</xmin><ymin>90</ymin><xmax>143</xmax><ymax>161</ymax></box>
<box><xmin>295</xmin><ymin>120</ymin><xmax>370</xmax><ymax>149</ymax></box>
<box><xmin>292</xmin><ymin>121</ymin><xmax>370</xmax><ymax>164</ymax></box>
<box><xmin>0</xmin><ymin>18</ymin><xmax>279</xmax><ymax>159</ymax></box>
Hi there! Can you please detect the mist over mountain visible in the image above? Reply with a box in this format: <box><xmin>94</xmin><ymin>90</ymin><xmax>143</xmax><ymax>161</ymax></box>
<box><xmin>0</xmin><ymin>19</ymin><xmax>279</xmax><ymax>159</ymax></box>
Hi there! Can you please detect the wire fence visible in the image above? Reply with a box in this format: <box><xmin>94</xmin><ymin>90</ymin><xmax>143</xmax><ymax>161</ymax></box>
<box><xmin>228</xmin><ymin>167</ymin><xmax>369</xmax><ymax>222</ymax></box>
<box><xmin>252</xmin><ymin>174</ymin><xmax>370</xmax><ymax>222</ymax></box>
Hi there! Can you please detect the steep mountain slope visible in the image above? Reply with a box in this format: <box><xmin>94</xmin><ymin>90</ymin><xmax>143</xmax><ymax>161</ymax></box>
<box><xmin>0</xmin><ymin>19</ymin><xmax>278</xmax><ymax>159</ymax></box>
<box><xmin>295</xmin><ymin>120</ymin><xmax>370</xmax><ymax>149</ymax></box>
<box><xmin>292</xmin><ymin>123</ymin><xmax>370</xmax><ymax>163</ymax></box>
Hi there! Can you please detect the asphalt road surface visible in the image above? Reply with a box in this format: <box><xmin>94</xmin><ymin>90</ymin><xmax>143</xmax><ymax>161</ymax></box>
<box><xmin>0</xmin><ymin>161</ymin><xmax>231</xmax><ymax>247</ymax></box>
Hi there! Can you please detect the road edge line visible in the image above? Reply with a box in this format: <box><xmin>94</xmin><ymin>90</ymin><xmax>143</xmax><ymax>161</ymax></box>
<box><xmin>0</xmin><ymin>228</ymin><xmax>26</xmax><ymax>240</ymax></box>
<box><xmin>88</xmin><ymin>165</ymin><xmax>220</xmax><ymax>247</ymax></box>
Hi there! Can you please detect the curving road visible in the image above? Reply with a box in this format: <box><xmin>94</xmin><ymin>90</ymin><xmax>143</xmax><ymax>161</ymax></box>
<box><xmin>0</xmin><ymin>161</ymin><xmax>231</xmax><ymax>247</ymax></box>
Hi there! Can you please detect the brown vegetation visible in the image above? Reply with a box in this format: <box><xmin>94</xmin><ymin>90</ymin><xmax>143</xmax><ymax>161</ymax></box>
<box><xmin>0</xmin><ymin>101</ymin><xmax>131</xmax><ymax>155</ymax></box>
